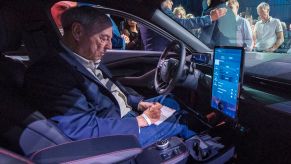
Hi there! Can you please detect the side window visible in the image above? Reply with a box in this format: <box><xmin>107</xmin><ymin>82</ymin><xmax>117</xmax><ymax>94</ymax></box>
<box><xmin>50</xmin><ymin>1</ymin><xmax>169</xmax><ymax>52</ymax></box>
<box><xmin>110</xmin><ymin>16</ymin><xmax>169</xmax><ymax>51</ymax></box>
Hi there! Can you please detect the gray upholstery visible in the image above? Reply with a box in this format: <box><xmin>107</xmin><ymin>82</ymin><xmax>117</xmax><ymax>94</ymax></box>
<box><xmin>0</xmin><ymin>148</ymin><xmax>33</xmax><ymax>164</ymax></box>
<box><xmin>30</xmin><ymin>135</ymin><xmax>142</xmax><ymax>164</ymax></box>
<box><xmin>19</xmin><ymin>120</ymin><xmax>71</xmax><ymax>156</ymax></box>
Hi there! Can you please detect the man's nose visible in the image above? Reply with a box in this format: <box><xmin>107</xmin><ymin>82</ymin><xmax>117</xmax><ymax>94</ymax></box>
<box><xmin>106</xmin><ymin>40</ymin><xmax>112</xmax><ymax>49</ymax></box>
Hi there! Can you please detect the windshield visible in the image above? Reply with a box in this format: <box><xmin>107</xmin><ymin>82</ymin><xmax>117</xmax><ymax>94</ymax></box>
<box><xmin>161</xmin><ymin>0</ymin><xmax>291</xmax><ymax>54</ymax></box>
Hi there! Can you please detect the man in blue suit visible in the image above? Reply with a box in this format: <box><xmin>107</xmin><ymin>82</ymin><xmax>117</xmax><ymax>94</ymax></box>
<box><xmin>199</xmin><ymin>0</ymin><xmax>237</xmax><ymax>48</ymax></box>
<box><xmin>140</xmin><ymin>0</ymin><xmax>227</xmax><ymax>51</ymax></box>
<box><xmin>24</xmin><ymin>6</ymin><xmax>195</xmax><ymax>147</ymax></box>
<box><xmin>162</xmin><ymin>0</ymin><xmax>227</xmax><ymax>30</ymax></box>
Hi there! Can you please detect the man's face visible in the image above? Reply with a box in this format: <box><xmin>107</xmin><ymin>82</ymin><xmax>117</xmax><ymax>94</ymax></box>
<box><xmin>78</xmin><ymin>23</ymin><xmax>113</xmax><ymax>62</ymax></box>
<box><xmin>228</xmin><ymin>2</ymin><xmax>239</xmax><ymax>15</ymax></box>
<box><xmin>127</xmin><ymin>19</ymin><xmax>137</xmax><ymax>26</ymax></box>
<box><xmin>51</xmin><ymin>1</ymin><xmax>77</xmax><ymax>27</ymax></box>
<box><xmin>257</xmin><ymin>7</ymin><xmax>270</xmax><ymax>22</ymax></box>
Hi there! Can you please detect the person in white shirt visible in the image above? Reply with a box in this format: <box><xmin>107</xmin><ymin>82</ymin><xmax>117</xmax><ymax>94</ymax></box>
<box><xmin>253</xmin><ymin>2</ymin><xmax>284</xmax><ymax>52</ymax></box>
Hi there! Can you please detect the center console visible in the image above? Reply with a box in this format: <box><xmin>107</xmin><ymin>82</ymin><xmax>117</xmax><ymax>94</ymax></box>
<box><xmin>136</xmin><ymin>47</ymin><xmax>245</xmax><ymax>163</ymax></box>
<box><xmin>136</xmin><ymin>123</ymin><xmax>237</xmax><ymax>164</ymax></box>
<box><xmin>186</xmin><ymin>122</ymin><xmax>237</xmax><ymax>163</ymax></box>
<box><xmin>136</xmin><ymin>137</ymin><xmax>189</xmax><ymax>164</ymax></box>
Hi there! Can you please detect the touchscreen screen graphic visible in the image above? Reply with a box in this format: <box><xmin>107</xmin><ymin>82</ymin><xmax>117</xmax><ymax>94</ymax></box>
<box><xmin>211</xmin><ymin>47</ymin><xmax>244</xmax><ymax>119</ymax></box>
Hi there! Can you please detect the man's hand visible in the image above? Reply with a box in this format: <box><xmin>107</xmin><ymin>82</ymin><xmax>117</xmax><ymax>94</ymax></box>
<box><xmin>210</xmin><ymin>8</ymin><xmax>227</xmax><ymax>22</ymax></box>
<box><xmin>138</xmin><ymin>101</ymin><xmax>155</xmax><ymax>112</ymax></box>
<box><xmin>136</xmin><ymin>103</ymin><xmax>162</xmax><ymax>127</ymax></box>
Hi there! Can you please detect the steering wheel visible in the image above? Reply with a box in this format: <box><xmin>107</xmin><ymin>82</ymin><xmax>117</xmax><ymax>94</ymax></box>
<box><xmin>154</xmin><ymin>40</ymin><xmax>186</xmax><ymax>94</ymax></box>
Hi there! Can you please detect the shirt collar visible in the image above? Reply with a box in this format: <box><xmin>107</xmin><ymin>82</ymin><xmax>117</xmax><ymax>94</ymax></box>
<box><xmin>60</xmin><ymin>41</ymin><xmax>100</xmax><ymax>70</ymax></box>
<box><xmin>262</xmin><ymin>16</ymin><xmax>272</xmax><ymax>24</ymax></box>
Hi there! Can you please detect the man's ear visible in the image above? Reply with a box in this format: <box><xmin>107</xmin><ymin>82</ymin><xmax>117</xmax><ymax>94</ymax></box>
<box><xmin>71</xmin><ymin>22</ymin><xmax>84</xmax><ymax>41</ymax></box>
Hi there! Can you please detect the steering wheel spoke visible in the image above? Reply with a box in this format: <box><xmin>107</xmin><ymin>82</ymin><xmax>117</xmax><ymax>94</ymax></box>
<box><xmin>157</xmin><ymin>81</ymin><xmax>168</xmax><ymax>90</ymax></box>
<box><xmin>157</xmin><ymin>59</ymin><xmax>165</xmax><ymax>69</ymax></box>
<box><xmin>154</xmin><ymin>40</ymin><xmax>186</xmax><ymax>94</ymax></box>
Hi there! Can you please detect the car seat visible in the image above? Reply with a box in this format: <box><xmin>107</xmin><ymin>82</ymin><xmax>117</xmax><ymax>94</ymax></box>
<box><xmin>0</xmin><ymin>5</ymin><xmax>142</xmax><ymax>163</ymax></box>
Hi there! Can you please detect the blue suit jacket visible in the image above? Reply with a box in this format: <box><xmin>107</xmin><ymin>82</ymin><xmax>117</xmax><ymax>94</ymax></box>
<box><xmin>24</xmin><ymin>49</ymin><xmax>143</xmax><ymax>140</ymax></box>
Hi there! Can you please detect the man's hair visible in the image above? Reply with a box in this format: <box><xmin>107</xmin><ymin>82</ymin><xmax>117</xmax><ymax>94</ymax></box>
<box><xmin>61</xmin><ymin>6</ymin><xmax>112</xmax><ymax>32</ymax></box>
<box><xmin>257</xmin><ymin>2</ymin><xmax>270</xmax><ymax>12</ymax></box>
<box><xmin>227</xmin><ymin>0</ymin><xmax>239</xmax><ymax>9</ymax></box>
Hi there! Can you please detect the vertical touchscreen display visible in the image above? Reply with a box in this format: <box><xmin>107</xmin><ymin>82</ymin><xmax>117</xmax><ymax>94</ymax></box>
<box><xmin>211</xmin><ymin>47</ymin><xmax>244</xmax><ymax>119</ymax></box>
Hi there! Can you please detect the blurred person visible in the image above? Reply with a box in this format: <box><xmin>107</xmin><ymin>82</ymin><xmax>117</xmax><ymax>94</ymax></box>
<box><xmin>253</xmin><ymin>2</ymin><xmax>284</xmax><ymax>52</ymax></box>
<box><xmin>110</xmin><ymin>17</ymin><xmax>126</xmax><ymax>49</ymax></box>
<box><xmin>281</xmin><ymin>22</ymin><xmax>287</xmax><ymax>30</ymax></box>
<box><xmin>24</xmin><ymin>6</ymin><xmax>195</xmax><ymax>147</ymax></box>
<box><xmin>245</xmin><ymin>15</ymin><xmax>255</xmax><ymax>32</ymax></box>
<box><xmin>173</xmin><ymin>0</ymin><xmax>204</xmax><ymax>16</ymax></box>
<box><xmin>199</xmin><ymin>0</ymin><xmax>237</xmax><ymax>48</ymax></box>
<box><xmin>202</xmin><ymin>0</ymin><xmax>226</xmax><ymax>15</ymax></box>
<box><xmin>161</xmin><ymin>0</ymin><xmax>227</xmax><ymax>30</ymax></box>
<box><xmin>51</xmin><ymin>1</ymin><xmax>77</xmax><ymax>35</ymax></box>
<box><xmin>173</xmin><ymin>5</ymin><xmax>186</xmax><ymax>18</ymax></box>
<box><xmin>228</xmin><ymin>0</ymin><xmax>253</xmax><ymax>51</ymax></box>
<box><xmin>207</xmin><ymin>0</ymin><xmax>226</xmax><ymax>8</ymax></box>
<box><xmin>140</xmin><ymin>0</ymin><xmax>226</xmax><ymax>51</ymax></box>
<box><xmin>278</xmin><ymin>21</ymin><xmax>291</xmax><ymax>53</ymax></box>
<box><xmin>185</xmin><ymin>13</ymin><xmax>201</xmax><ymax>37</ymax></box>
<box><xmin>140</xmin><ymin>0</ymin><xmax>227</xmax><ymax>51</ymax></box>
<box><xmin>121</xmin><ymin>19</ymin><xmax>142</xmax><ymax>50</ymax></box>
<box><xmin>202</xmin><ymin>0</ymin><xmax>209</xmax><ymax>16</ymax></box>
<box><xmin>281</xmin><ymin>22</ymin><xmax>287</xmax><ymax>38</ymax></box>
<box><xmin>239</xmin><ymin>12</ymin><xmax>246</xmax><ymax>18</ymax></box>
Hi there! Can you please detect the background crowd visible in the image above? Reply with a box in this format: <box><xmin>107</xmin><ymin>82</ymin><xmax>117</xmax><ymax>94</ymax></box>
<box><xmin>51</xmin><ymin>0</ymin><xmax>291</xmax><ymax>53</ymax></box>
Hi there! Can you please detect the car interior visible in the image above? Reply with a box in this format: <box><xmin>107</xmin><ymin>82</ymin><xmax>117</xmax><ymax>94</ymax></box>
<box><xmin>0</xmin><ymin>0</ymin><xmax>291</xmax><ymax>164</ymax></box>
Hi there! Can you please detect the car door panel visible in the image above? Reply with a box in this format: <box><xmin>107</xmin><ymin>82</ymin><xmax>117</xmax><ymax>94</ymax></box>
<box><xmin>102</xmin><ymin>50</ymin><xmax>161</xmax><ymax>96</ymax></box>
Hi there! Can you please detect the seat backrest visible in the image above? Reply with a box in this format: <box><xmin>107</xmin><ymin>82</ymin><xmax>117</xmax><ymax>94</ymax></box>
<box><xmin>19</xmin><ymin>120</ymin><xmax>71</xmax><ymax>156</ymax></box>
<box><xmin>0</xmin><ymin>6</ymin><xmax>34</xmax><ymax>154</ymax></box>
<box><xmin>0</xmin><ymin>6</ymin><xmax>71</xmax><ymax>156</ymax></box>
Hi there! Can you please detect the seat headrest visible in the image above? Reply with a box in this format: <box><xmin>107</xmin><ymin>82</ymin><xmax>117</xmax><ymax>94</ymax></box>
<box><xmin>0</xmin><ymin>7</ymin><xmax>22</xmax><ymax>52</ymax></box>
